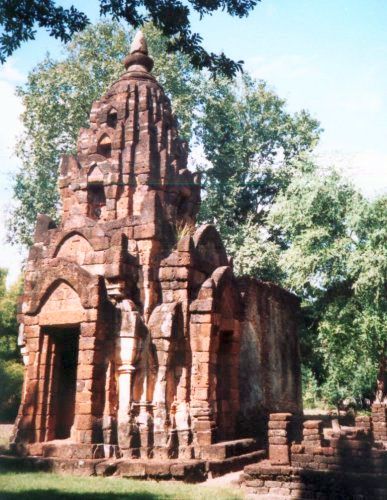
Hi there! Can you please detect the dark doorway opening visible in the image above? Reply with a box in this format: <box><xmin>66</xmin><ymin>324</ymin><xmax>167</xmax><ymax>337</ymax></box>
<box><xmin>216</xmin><ymin>330</ymin><xmax>234</xmax><ymax>441</ymax></box>
<box><xmin>50</xmin><ymin>327</ymin><xmax>79</xmax><ymax>439</ymax></box>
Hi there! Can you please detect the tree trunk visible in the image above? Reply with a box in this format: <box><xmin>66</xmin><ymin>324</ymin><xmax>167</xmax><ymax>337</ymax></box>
<box><xmin>375</xmin><ymin>350</ymin><xmax>387</xmax><ymax>404</ymax></box>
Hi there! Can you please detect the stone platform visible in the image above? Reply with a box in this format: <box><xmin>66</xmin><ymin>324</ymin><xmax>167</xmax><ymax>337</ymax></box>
<box><xmin>4</xmin><ymin>438</ymin><xmax>266</xmax><ymax>482</ymax></box>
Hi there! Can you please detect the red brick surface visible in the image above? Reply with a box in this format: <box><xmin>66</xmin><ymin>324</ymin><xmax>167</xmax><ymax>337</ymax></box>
<box><xmin>12</xmin><ymin>32</ymin><xmax>303</xmax><ymax>463</ymax></box>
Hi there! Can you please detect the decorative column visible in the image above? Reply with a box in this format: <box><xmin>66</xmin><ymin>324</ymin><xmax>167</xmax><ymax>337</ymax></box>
<box><xmin>115</xmin><ymin>300</ymin><xmax>144</xmax><ymax>456</ymax></box>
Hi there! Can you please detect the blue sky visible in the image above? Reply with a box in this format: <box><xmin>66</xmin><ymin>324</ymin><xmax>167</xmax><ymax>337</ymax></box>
<box><xmin>0</xmin><ymin>0</ymin><xmax>386</xmax><ymax>284</ymax></box>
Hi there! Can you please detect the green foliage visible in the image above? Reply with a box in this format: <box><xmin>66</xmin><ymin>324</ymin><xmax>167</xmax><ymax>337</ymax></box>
<box><xmin>0</xmin><ymin>360</ymin><xmax>24</xmax><ymax>422</ymax></box>
<box><xmin>0</xmin><ymin>0</ymin><xmax>260</xmax><ymax>77</ymax></box>
<box><xmin>302</xmin><ymin>366</ymin><xmax>324</xmax><ymax>409</ymax></box>
<box><xmin>270</xmin><ymin>167</ymin><xmax>363</xmax><ymax>295</ymax></box>
<box><xmin>0</xmin><ymin>270</ymin><xmax>23</xmax><ymax>421</ymax></box>
<box><xmin>0</xmin><ymin>1</ymin><xmax>88</xmax><ymax>63</ymax></box>
<box><xmin>0</xmin><ymin>270</ymin><xmax>22</xmax><ymax>360</ymax></box>
<box><xmin>8</xmin><ymin>21</ymin><xmax>204</xmax><ymax>247</ymax></box>
<box><xmin>226</xmin><ymin>216</ymin><xmax>284</xmax><ymax>282</ymax></box>
<box><xmin>270</xmin><ymin>169</ymin><xmax>387</xmax><ymax>405</ymax></box>
<box><xmin>196</xmin><ymin>75</ymin><xmax>321</xmax><ymax>276</ymax></box>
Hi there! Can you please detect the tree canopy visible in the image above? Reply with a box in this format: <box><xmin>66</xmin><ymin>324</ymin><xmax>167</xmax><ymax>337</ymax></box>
<box><xmin>196</xmin><ymin>76</ymin><xmax>320</xmax><ymax>279</ymax></box>
<box><xmin>0</xmin><ymin>0</ymin><xmax>261</xmax><ymax>77</ymax></box>
<box><xmin>270</xmin><ymin>169</ymin><xmax>387</xmax><ymax>406</ymax></box>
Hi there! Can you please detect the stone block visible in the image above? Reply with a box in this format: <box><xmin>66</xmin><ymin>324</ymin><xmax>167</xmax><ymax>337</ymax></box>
<box><xmin>270</xmin><ymin>413</ymin><xmax>293</xmax><ymax>421</ymax></box>
<box><xmin>268</xmin><ymin>429</ymin><xmax>287</xmax><ymax>437</ymax></box>
<box><xmin>117</xmin><ymin>460</ymin><xmax>146</xmax><ymax>477</ymax></box>
<box><xmin>269</xmin><ymin>437</ymin><xmax>288</xmax><ymax>445</ymax></box>
<box><xmin>269</xmin><ymin>445</ymin><xmax>290</xmax><ymax>465</ymax></box>
<box><xmin>269</xmin><ymin>421</ymin><xmax>289</xmax><ymax>430</ymax></box>
<box><xmin>145</xmin><ymin>462</ymin><xmax>171</xmax><ymax>478</ymax></box>
<box><xmin>303</xmin><ymin>420</ymin><xmax>323</xmax><ymax>429</ymax></box>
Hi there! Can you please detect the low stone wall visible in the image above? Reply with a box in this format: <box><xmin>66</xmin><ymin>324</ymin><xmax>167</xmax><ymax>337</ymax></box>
<box><xmin>291</xmin><ymin>420</ymin><xmax>387</xmax><ymax>474</ymax></box>
<box><xmin>3</xmin><ymin>437</ymin><xmax>267</xmax><ymax>482</ymax></box>
<box><xmin>240</xmin><ymin>408</ymin><xmax>387</xmax><ymax>499</ymax></box>
<box><xmin>242</xmin><ymin>463</ymin><xmax>387</xmax><ymax>499</ymax></box>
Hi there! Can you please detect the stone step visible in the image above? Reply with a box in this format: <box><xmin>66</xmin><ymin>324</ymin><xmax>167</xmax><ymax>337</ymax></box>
<box><xmin>1</xmin><ymin>450</ymin><xmax>266</xmax><ymax>482</ymax></box>
<box><xmin>208</xmin><ymin>449</ymin><xmax>266</xmax><ymax>477</ymax></box>
<box><xmin>200</xmin><ymin>438</ymin><xmax>260</xmax><ymax>460</ymax></box>
<box><xmin>108</xmin><ymin>458</ymin><xmax>207</xmax><ymax>482</ymax></box>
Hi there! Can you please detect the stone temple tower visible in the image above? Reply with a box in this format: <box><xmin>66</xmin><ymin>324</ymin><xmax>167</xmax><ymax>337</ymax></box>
<box><xmin>13</xmin><ymin>32</ymin><xmax>302</xmax><ymax>467</ymax></box>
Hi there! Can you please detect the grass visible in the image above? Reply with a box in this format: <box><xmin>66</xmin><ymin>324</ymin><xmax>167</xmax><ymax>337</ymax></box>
<box><xmin>0</xmin><ymin>425</ymin><xmax>242</xmax><ymax>499</ymax></box>
<box><xmin>0</xmin><ymin>472</ymin><xmax>243</xmax><ymax>500</ymax></box>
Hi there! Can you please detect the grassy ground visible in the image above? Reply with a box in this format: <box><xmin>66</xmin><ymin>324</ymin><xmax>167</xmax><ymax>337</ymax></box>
<box><xmin>0</xmin><ymin>426</ymin><xmax>242</xmax><ymax>499</ymax></box>
<box><xmin>0</xmin><ymin>472</ymin><xmax>243</xmax><ymax>500</ymax></box>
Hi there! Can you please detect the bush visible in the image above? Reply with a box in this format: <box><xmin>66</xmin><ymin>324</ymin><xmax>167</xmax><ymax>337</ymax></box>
<box><xmin>0</xmin><ymin>360</ymin><xmax>24</xmax><ymax>422</ymax></box>
<box><xmin>302</xmin><ymin>365</ymin><xmax>325</xmax><ymax>409</ymax></box>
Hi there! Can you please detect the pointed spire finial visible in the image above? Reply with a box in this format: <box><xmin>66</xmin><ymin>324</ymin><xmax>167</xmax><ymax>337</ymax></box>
<box><xmin>130</xmin><ymin>31</ymin><xmax>148</xmax><ymax>55</ymax></box>
<box><xmin>124</xmin><ymin>30</ymin><xmax>154</xmax><ymax>73</ymax></box>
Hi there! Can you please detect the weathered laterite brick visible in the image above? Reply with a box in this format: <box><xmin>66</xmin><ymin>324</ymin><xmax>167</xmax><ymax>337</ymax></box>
<box><xmin>13</xmin><ymin>30</ymin><xmax>303</xmax><ymax>472</ymax></box>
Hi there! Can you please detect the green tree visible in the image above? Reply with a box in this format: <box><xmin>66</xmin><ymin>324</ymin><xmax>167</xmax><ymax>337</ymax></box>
<box><xmin>196</xmin><ymin>76</ymin><xmax>320</xmax><ymax>279</ymax></box>
<box><xmin>0</xmin><ymin>270</ymin><xmax>21</xmax><ymax>360</ymax></box>
<box><xmin>0</xmin><ymin>270</ymin><xmax>23</xmax><ymax>422</ymax></box>
<box><xmin>270</xmin><ymin>168</ymin><xmax>387</xmax><ymax>405</ymax></box>
<box><xmin>0</xmin><ymin>0</ymin><xmax>261</xmax><ymax>76</ymax></box>
<box><xmin>8</xmin><ymin>21</ymin><xmax>204</xmax><ymax>247</ymax></box>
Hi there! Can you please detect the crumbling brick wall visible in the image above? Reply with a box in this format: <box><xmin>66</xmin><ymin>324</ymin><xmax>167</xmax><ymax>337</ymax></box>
<box><xmin>238</xmin><ymin>280</ymin><xmax>302</xmax><ymax>440</ymax></box>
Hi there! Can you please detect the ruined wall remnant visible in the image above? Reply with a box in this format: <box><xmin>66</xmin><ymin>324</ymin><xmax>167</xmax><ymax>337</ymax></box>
<box><xmin>241</xmin><ymin>412</ymin><xmax>387</xmax><ymax>498</ymax></box>
<box><xmin>12</xmin><ymin>31</ymin><xmax>302</xmax><ymax>463</ymax></box>
<box><xmin>238</xmin><ymin>279</ymin><xmax>302</xmax><ymax>439</ymax></box>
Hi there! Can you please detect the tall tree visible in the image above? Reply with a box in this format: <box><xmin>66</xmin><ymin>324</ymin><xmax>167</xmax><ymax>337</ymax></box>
<box><xmin>0</xmin><ymin>0</ymin><xmax>261</xmax><ymax>76</ymax></box>
<box><xmin>196</xmin><ymin>76</ymin><xmax>321</xmax><ymax>279</ymax></box>
<box><xmin>270</xmin><ymin>169</ymin><xmax>387</xmax><ymax>405</ymax></box>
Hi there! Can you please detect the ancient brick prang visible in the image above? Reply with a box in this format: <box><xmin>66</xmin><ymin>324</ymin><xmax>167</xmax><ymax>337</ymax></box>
<box><xmin>12</xmin><ymin>32</ymin><xmax>302</xmax><ymax>468</ymax></box>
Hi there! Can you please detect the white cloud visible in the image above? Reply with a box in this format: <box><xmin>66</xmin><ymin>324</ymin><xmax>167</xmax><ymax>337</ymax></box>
<box><xmin>315</xmin><ymin>148</ymin><xmax>387</xmax><ymax>199</ymax></box>
<box><xmin>0</xmin><ymin>59</ymin><xmax>25</xmax><ymax>84</ymax></box>
<box><xmin>245</xmin><ymin>52</ymin><xmax>387</xmax><ymax>198</ymax></box>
